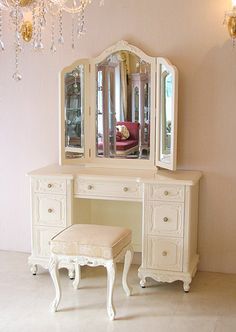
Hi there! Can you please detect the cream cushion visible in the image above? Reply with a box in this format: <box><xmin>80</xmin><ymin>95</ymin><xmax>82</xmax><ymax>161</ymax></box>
<box><xmin>50</xmin><ymin>224</ymin><xmax>132</xmax><ymax>259</ymax></box>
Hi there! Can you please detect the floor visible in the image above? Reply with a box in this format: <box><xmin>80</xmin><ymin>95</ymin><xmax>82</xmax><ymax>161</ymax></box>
<box><xmin>0</xmin><ymin>251</ymin><xmax>236</xmax><ymax>332</ymax></box>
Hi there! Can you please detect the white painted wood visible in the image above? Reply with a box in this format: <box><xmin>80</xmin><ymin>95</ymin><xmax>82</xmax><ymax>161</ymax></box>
<box><xmin>48</xmin><ymin>244</ymin><xmax>133</xmax><ymax>320</ymax></box>
<box><xmin>146</xmin><ymin>201</ymin><xmax>184</xmax><ymax>237</ymax></box>
<box><xmin>59</xmin><ymin>41</ymin><xmax>178</xmax><ymax>171</ymax></box>
<box><xmin>139</xmin><ymin>182</ymin><xmax>200</xmax><ymax>291</ymax></box>
<box><xmin>156</xmin><ymin>57</ymin><xmax>178</xmax><ymax>171</ymax></box>
<box><xmin>48</xmin><ymin>254</ymin><xmax>61</xmax><ymax>312</ymax></box>
<box><xmin>28</xmin><ymin>166</ymin><xmax>201</xmax><ymax>293</ymax></box>
<box><xmin>122</xmin><ymin>247</ymin><xmax>134</xmax><ymax>296</ymax></box>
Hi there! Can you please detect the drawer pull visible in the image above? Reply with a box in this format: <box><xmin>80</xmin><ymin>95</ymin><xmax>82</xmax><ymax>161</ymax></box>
<box><xmin>123</xmin><ymin>187</ymin><xmax>129</xmax><ymax>192</ymax></box>
<box><xmin>162</xmin><ymin>251</ymin><xmax>168</xmax><ymax>256</ymax></box>
<box><xmin>48</xmin><ymin>208</ymin><xmax>53</xmax><ymax>213</ymax></box>
<box><xmin>48</xmin><ymin>183</ymin><xmax>53</xmax><ymax>188</ymax></box>
<box><xmin>164</xmin><ymin>191</ymin><xmax>169</xmax><ymax>196</ymax></box>
<box><xmin>163</xmin><ymin>217</ymin><xmax>168</xmax><ymax>222</ymax></box>
<box><xmin>87</xmin><ymin>185</ymin><xmax>93</xmax><ymax>190</ymax></box>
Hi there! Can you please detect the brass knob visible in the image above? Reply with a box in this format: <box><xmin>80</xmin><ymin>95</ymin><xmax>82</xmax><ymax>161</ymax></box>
<box><xmin>123</xmin><ymin>187</ymin><xmax>128</xmax><ymax>192</ymax></box>
<box><xmin>164</xmin><ymin>190</ymin><xmax>169</xmax><ymax>196</ymax></box>
<box><xmin>162</xmin><ymin>251</ymin><xmax>167</xmax><ymax>256</ymax></box>
<box><xmin>163</xmin><ymin>217</ymin><xmax>168</xmax><ymax>222</ymax></box>
<box><xmin>87</xmin><ymin>185</ymin><xmax>93</xmax><ymax>190</ymax></box>
<box><xmin>48</xmin><ymin>183</ymin><xmax>52</xmax><ymax>188</ymax></box>
<box><xmin>48</xmin><ymin>208</ymin><xmax>53</xmax><ymax>213</ymax></box>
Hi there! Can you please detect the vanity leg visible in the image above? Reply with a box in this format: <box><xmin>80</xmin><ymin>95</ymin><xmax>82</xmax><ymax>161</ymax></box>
<box><xmin>140</xmin><ymin>278</ymin><xmax>147</xmax><ymax>288</ymax></box>
<box><xmin>68</xmin><ymin>266</ymin><xmax>75</xmax><ymax>280</ymax></box>
<box><xmin>183</xmin><ymin>280</ymin><xmax>191</xmax><ymax>293</ymax></box>
<box><xmin>30</xmin><ymin>264</ymin><xmax>38</xmax><ymax>276</ymax></box>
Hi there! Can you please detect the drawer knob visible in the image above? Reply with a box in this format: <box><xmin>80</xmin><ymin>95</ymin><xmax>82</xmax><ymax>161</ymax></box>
<box><xmin>123</xmin><ymin>187</ymin><xmax>129</xmax><ymax>192</ymax></box>
<box><xmin>48</xmin><ymin>208</ymin><xmax>53</xmax><ymax>213</ymax></box>
<box><xmin>162</xmin><ymin>251</ymin><xmax>168</xmax><ymax>256</ymax></box>
<box><xmin>164</xmin><ymin>191</ymin><xmax>169</xmax><ymax>196</ymax></box>
<box><xmin>87</xmin><ymin>185</ymin><xmax>93</xmax><ymax>190</ymax></box>
<box><xmin>163</xmin><ymin>217</ymin><xmax>168</xmax><ymax>222</ymax></box>
<box><xmin>48</xmin><ymin>183</ymin><xmax>53</xmax><ymax>188</ymax></box>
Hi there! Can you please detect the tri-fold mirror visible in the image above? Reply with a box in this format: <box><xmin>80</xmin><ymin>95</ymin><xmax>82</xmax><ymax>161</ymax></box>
<box><xmin>60</xmin><ymin>40</ymin><xmax>178</xmax><ymax>170</ymax></box>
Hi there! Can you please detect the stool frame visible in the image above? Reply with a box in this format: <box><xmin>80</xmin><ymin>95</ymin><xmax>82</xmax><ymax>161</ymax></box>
<box><xmin>49</xmin><ymin>243</ymin><xmax>134</xmax><ymax>320</ymax></box>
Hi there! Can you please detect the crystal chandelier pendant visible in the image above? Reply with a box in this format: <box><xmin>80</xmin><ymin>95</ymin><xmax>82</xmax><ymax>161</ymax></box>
<box><xmin>0</xmin><ymin>0</ymin><xmax>104</xmax><ymax>79</ymax></box>
<box><xmin>58</xmin><ymin>35</ymin><xmax>64</xmax><ymax>44</ymax></box>
<box><xmin>34</xmin><ymin>40</ymin><xmax>44</xmax><ymax>50</ymax></box>
<box><xmin>0</xmin><ymin>39</ymin><xmax>4</xmax><ymax>50</ymax></box>
<box><xmin>12</xmin><ymin>71</ymin><xmax>22</xmax><ymax>81</ymax></box>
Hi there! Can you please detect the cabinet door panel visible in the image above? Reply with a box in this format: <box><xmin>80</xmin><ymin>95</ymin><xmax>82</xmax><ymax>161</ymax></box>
<box><xmin>33</xmin><ymin>194</ymin><xmax>67</xmax><ymax>227</ymax></box>
<box><xmin>147</xmin><ymin>201</ymin><xmax>184</xmax><ymax>237</ymax></box>
<box><xmin>146</xmin><ymin>236</ymin><xmax>183</xmax><ymax>271</ymax></box>
<box><xmin>33</xmin><ymin>227</ymin><xmax>64</xmax><ymax>258</ymax></box>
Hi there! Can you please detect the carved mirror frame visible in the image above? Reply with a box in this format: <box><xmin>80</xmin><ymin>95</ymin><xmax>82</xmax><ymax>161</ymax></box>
<box><xmin>59</xmin><ymin>40</ymin><xmax>178</xmax><ymax>170</ymax></box>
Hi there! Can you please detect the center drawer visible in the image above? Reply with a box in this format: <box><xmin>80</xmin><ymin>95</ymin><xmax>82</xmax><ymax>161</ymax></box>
<box><xmin>74</xmin><ymin>178</ymin><xmax>142</xmax><ymax>201</ymax></box>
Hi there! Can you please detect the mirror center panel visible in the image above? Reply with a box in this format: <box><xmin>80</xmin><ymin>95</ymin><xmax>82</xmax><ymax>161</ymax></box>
<box><xmin>95</xmin><ymin>50</ymin><xmax>151</xmax><ymax>160</ymax></box>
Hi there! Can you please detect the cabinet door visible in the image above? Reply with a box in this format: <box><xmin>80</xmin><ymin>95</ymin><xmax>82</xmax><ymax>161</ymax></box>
<box><xmin>33</xmin><ymin>226</ymin><xmax>64</xmax><ymax>258</ymax></box>
<box><xmin>146</xmin><ymin>201</ymin><xmax>184</xmax><ymax>237</ymax></box>
<box><xmin>33</xmin><ymin>194</ymin><xmax>67</xmax><ymax>227</ymax></box>
<box><xmin>156</xmin><ymin>58</ymin><xmax>178</xmax><ymax>171</ymax></box>
<box><xmin>146</xmin><ymin>236</ymin><xmax>183</xmax><ymax>271</ymax></box>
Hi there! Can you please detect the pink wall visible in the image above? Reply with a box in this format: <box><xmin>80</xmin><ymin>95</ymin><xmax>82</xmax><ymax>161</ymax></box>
<box><xmin>0</xmin><ymin>0</ymin><xmax>236</xmax><ymax>273</ymax></box>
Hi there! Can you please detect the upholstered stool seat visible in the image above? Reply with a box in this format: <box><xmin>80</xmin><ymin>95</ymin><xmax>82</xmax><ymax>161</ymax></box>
<box><xmin>49</xmin><ymin>224</ymin><xmax>134</xmax><ymax>320</ymax></box>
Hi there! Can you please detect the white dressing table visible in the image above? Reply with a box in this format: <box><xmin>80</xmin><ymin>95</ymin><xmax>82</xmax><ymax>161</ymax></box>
<box><xmin>28</xmin><ymin>41</ymin><xmax>201</xmax><ymax>291</ymax></box>
<box><xmin>28</xmin><ymin>165</ymin><xmax>201</xmax><ymax>291</ymax></box>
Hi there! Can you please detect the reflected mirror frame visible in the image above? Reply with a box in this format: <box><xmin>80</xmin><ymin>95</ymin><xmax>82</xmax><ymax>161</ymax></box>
<box><xmin>156</xmin><ymin>57</ymin><xmax>178</xmax><ymax>171</ymax></box>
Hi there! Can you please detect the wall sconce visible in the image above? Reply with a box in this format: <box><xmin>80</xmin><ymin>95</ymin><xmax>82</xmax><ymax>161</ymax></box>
<box><xmin>224</xmin><ymin>0</ymin><xmax>236</xmax><ymax>44</ymax></box>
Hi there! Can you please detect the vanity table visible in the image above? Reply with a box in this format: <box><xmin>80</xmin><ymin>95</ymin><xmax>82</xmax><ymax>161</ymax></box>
<box><xmin>28</xmin><ymin>41</ymin><xmax>201</xmax><ymax>291</ymax></box>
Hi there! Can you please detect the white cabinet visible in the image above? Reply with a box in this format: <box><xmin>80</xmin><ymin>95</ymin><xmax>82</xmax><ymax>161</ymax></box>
<box><xmin>28</xmin><ymin>166</ymin><xmax>201</xmax><ymax>292</ymax></box>
<box><xmin>28</xmin><ymin>176</ymin><xmax>73</xmax><ymax>274</ymax></box>
<box><xmin>138</xmin><ymin>182</ymin><xmax>200</xmax><ymax>292</ymax></box>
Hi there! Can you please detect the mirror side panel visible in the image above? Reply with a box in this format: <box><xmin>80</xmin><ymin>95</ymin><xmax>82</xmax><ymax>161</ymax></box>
<box><xmin>156</xmin><ymin>58</ymin><xmax>178</xmax><ymax>171</ymax></box>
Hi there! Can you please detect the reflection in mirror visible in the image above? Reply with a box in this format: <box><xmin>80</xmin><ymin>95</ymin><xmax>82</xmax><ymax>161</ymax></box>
<box><xmin>96</xmin><ymin>51</ymin><xmax>151</xmax><ymax>160</ymax></box>
<box><xmin>159</xmin><ymin>63</ymin><xmax>173</xmax><ymax>163</ymax></box>
<box><xmin>64</xmin><ymin>65</ymin><xmax>85</xmax><ymax>159</ymax></box>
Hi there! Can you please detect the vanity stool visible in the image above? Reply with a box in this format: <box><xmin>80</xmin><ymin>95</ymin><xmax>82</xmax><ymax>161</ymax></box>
<box><xmin>49</xmin><ymin>224</ymin><xmax>134</xmax><ymax>320</ymax></box>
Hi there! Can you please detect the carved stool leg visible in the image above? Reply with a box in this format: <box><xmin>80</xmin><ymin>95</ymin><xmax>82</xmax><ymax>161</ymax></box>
<box><xmin>49</xmin><ymin>255</ymin><xmax>61</xmax><ymax>312</ymax></box>
<box><xmin>73</xmin><ymin>264</ymin><xmax>81</xmax><ymax>289</ymax></box>
<box><xmin>122</xmin><ymin>246</ymin><xmax>133</xmax><ymax>296</ymax></box>
<box><xmin>106</xmin><ymin>261</ymin><xmax>116</xmax><ymax>320</ymax></box>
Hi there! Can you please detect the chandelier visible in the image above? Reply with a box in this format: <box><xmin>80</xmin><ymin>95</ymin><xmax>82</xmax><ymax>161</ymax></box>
<box><xmin>0</xmin><ymin>0</ymin><xmax>104</xmax><ymax>80</ymax></box>
<box><xmin>223</xmin><ymin>0</ymin><xmax>236</xmax><ymax>45</ymax></box>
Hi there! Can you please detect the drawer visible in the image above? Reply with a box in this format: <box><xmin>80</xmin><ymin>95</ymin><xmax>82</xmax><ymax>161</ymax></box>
<box><xmin>33</xmin><ymin>194</ymin><xmax>67</xmax><ymax>227</ymax></box>
<box><xmin>146</xmin><ymin>201</ymin><xmax>184</xmax><ymax>237</ymax></box>
<box><xmin>147</xmin><ymin>184</ymin><xmax>185</xmax><ymax>202</ymax></box>
<box><xmin>33</xmin><ymin>178</ymin><xmax>67</xmax><ymax>195</ymax></box>
<box><xmin>74</xmin><ymin>178</ymin><xmax>142</xmax><ymax>201</ymax></box>
<box><xmin>33</xmin><ymin>226</ymin><xmax>64</xmax><ymax>258</ymax></box>
<box><xmin>146</xmin><ymin>236</ymin><xmax>183</xmax><ymax>271</ymax></box>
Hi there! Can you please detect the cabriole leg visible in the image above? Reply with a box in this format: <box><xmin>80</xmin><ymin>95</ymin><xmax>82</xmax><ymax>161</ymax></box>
<box><xmin>49</xmin><ymin>255</ymin><xmax>61</xmax><ymax>312</ymax></box>
<box><xmin>183</xmin><ymin>280</ymin><xmax>191</xmax><ymax>293</ymax></box>
<box><xmin>122</xmin><ymin>247</ymin><xmax>133</xmax><ymax>296</ymax></box>
<box><xmin>30</xmin><ymin>264</ymin><xmax>38</xmax><ymax>275</ymax></box>
<box><xmin>106</xmin><ymin>261</ymin><xmax>116</xmax><ymax>320</ymax></box>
